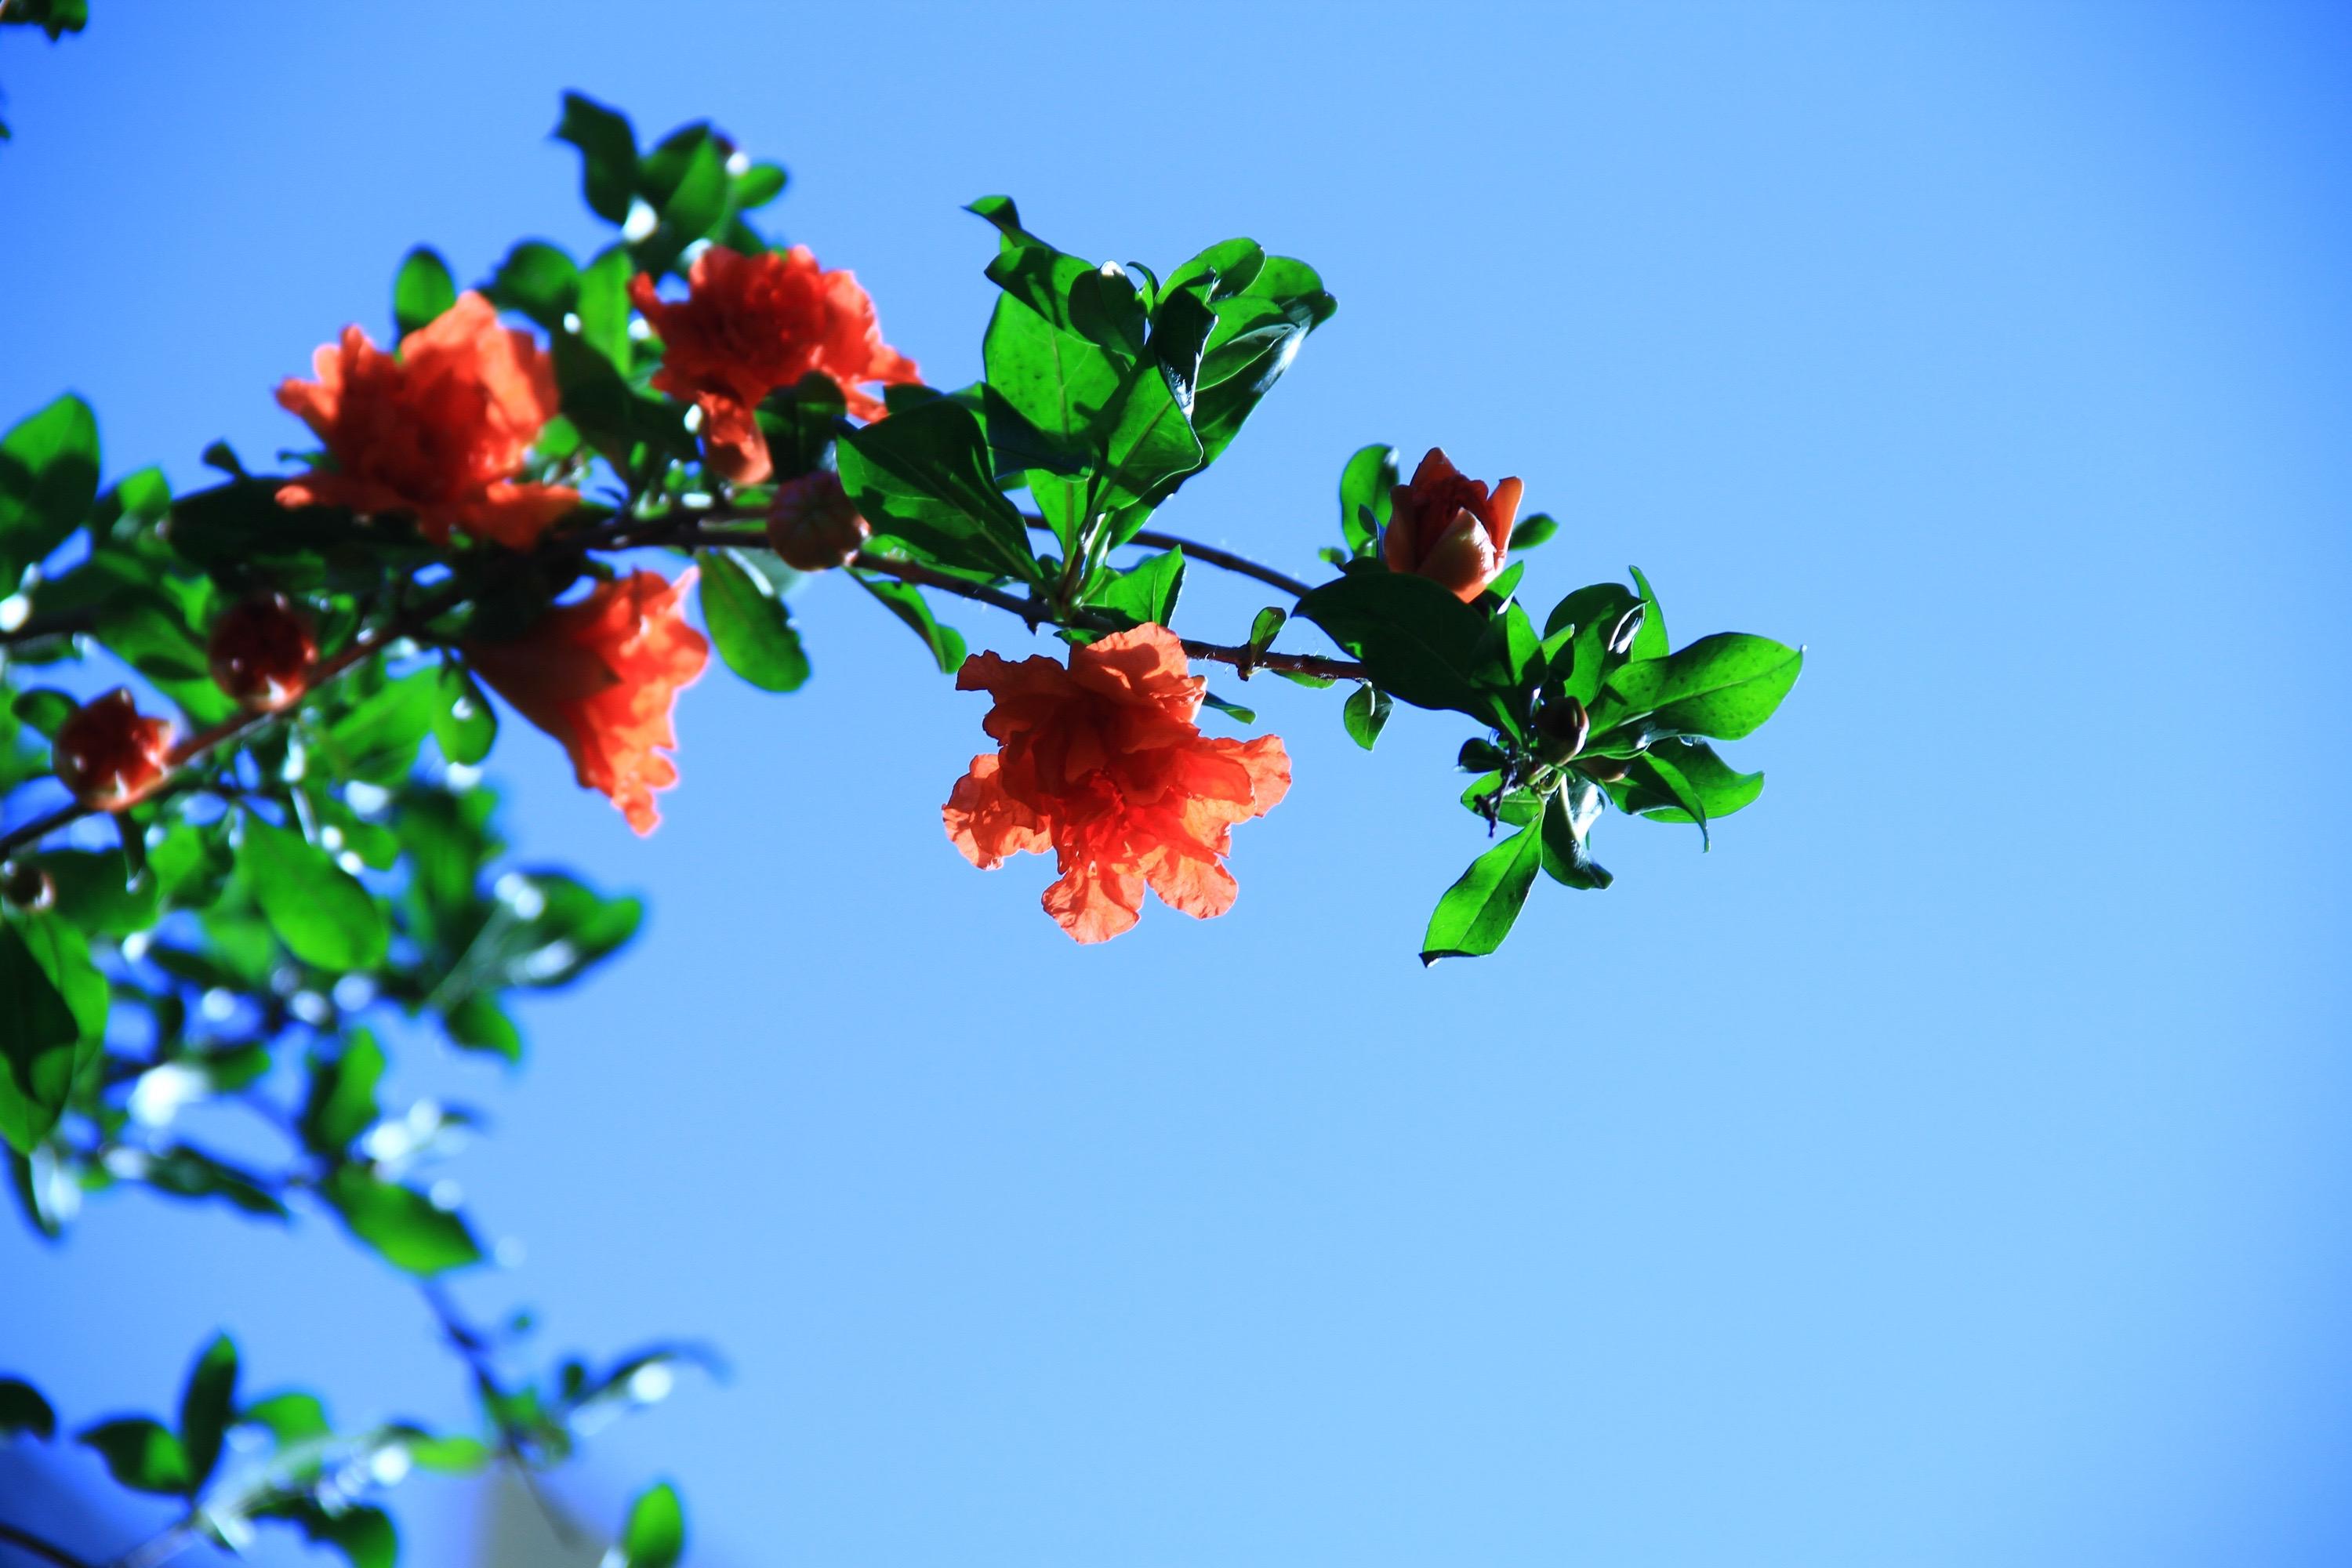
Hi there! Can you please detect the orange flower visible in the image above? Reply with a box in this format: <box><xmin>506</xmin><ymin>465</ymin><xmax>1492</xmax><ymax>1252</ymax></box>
<box><xmin>1381</xmin><ymin>448</ymin><xmax>1524</xmax><ymax>603</ymax></box>
<box><xmin>466</xmin><ymin>572</ymin><xmax>710</xmax><ymax>835</ymax></box>
<box><xmin>276</xmin><ymin>292</ymin><xmax>578</xmax><ymax>549</ymax></box>
<box><xmin>943</xmin><ymin>625</ymin><xmax>1291</xmax><ymax>944</ymax></box>
<box><xmin>208</xmin><ymin>593</ymin><xmax>318</xmax><ymax>713</ymax></box>
<box><xmin>53</xmin><ymin>689</ymin><xmax>174</xmax><ymax>812</ymax></box>
<box><xmin>629</xmin><ymin>245</ymin><xmax>920</xmax><ymax>485</ymax></box>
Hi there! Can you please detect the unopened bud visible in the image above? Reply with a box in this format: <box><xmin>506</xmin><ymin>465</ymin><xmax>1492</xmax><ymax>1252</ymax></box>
<box><xmin>53</xmin><ymin>689</ymin><xmax>175</xmax><ymax>812</ymax></box>
<box><xmin>1534</xmin><ymin>695</ymin><xmax>1588</xmax><ymax>764</ymax></box>
<box><xmin>208</xmin><ymin>593</ymin><xmax>318</xmax><ymax>713</ymax></box>
<box><xmin>1577</xmin><ymin>756</ymin><xmax>1630</xmax><ymax>783</ymax></box>
<box><xmin>2</xmin><ymin>863</ymin><xmax>55</xmax><ymax>913</ymax></box>
<box><xmin>765</xmin><ymin>471</ymin><xmax>871</xmax><ymax>572</ymax></box>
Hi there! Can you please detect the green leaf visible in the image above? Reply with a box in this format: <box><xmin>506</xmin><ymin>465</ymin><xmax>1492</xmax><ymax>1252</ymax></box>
<box><xmin>1635</xmin><ymin>741</ymin><xmax>1764</xmax><ymax>822</ymax></box>
<box><xmin>400</xmin><ymin>1432</ymin><xmax>492</xmax><ymax>1473</ymax></box>
<box><xmin>635</xmin><ymin>132</ymin><xmax>730</xmax><ymax>277</ymax></box>
<box><xmin>699</xmin><ymin>549</ymin><xmax>811</xmax><ymax>692</ymax></box>
<box><xmin>1345</xmin><ymin>441</ymin><xmax>1392</xmax><ymax>557</ymax></box>
<box><xmin>393</xmin><ymin>247</ymin><xmax>458</xmax><ymax>339</ymax></box>
<box><xmin>318</xmin><ymin>671</ymin><xmax>437</xmax><ymax>785</ymax></box>
<box><xmin>301</xmin><ymin>1031</ymin><xmax>384</xmax><ymax>1154</ymax></box>
<box><xmin>178</xmin><ymin>1334</ymin><xmax>238</xmax><ymax>1493</ymax></box>
<box><xmin>28</xmin><ymin>849</ymin><xmax>159</xmax><ymax>936</ymax></box>
<box><xmin>77</xmin><ymin>1419</ymin><xmax>192</xmax><ymax>1496</ymax></box>
<box><xmin>1420</xmin><ymin>821</ymin><xmax>1543</xmax><ymax>964</ymax></box>
<box><xmin>10</xmin><ymin>688</ymin><xmax>73</xmax><ymax>739</ymax></box>
<box><xmin>1098</xmin><ymin>337</ymin><xmax>1205</xmax><ymax>511</ymax></box>
<box><xmin>1457</xmin><ymin>771</ymin><xmax>1542</xmax><ymax>828</ymax></box>
<box><xmin>1627</xmin><ymin>564</ymin><xmax>1670</xmax><ymax>662</ymax></box>
<box><xmin>1248</xmin><ymin>606</ymin><xmax>1286</xmax><ymax>652</ymax></box>
<box><xmin>1200</xmin><ymin>691</ymin><xmax>1256</xmax><ymax>727</ymax></box>
<box><xmin>431</xmin><ymin>664</ymin><xmax>498</xmax><ymax>767</ymax></box>
<box><xmin>443</xmin><ymin>995</ymin><xmax>522</xmax><ymax>1063</ymax></box>
<box><xmin>555</xmin><ymin>92</ymin><xmax>639</xmax><ymax>226</ymax></box>
<box><xmin>487</xmin><ymin>241</ymin><xmax>580</xmax><ymax>335</ymax></box>
<box><xmin>0</xmin><ymin>1377</ymin><xmax>56</xmax><ymax>1441</ymax></box>
<box><xmin>1091</xmin><ymin>546</ymin><xmax>1183</xmax><ymax>628</ymax></box>
<box><xmin>576</xmin><ymin>244</ymin><xmax>636</xmax><ymax>369</ymax></box>
<box><xmin>460</xmin><ymin>872</ymin><xmax>642</xmax><ymax>993</ymax></box>
<box><xmin>131</xmin><ymin>1145</ymin><xmax>291</xmax><ymax>1220</ymax></box>
<box><xmin>849</xmin><ymin>573</ymin><xmax>967</xmax><ymax>673</ymax></box>
<box><xmin>1540</xmin><ymin>781</ymin><xmax>1613</xmax><ymax>890</ymax></box>
<box><xmin>1341</xmin><ymin>683</ymin><xmax>1390</xmax><ymax>750</ymax></box>
<box><xmin>321</xmin><ymin>1168</ymin><xmax>481</xmax><ymax>1276</ymax></box>
<box><xmin>274</xmin><ymin>1499</ymin><xmax>397</xmax><ymax>1568</ymax></box>
<box><xmin>1294</xmin><ymin>569</ymin><xmax>1512</xmax><ymax>731</ymax></box>
<box><xmin>734</xmin><ymin>160</ymin><xmax>788</xmax><ymax>209</ymax></box>
<box><xmin>1602</xmin><ymin>633</ymin><xmax>1803</xmax><ymax>741</ymax></box>
<box><xmin>966</xmin><ymin>197</ymin><xmax>1102</xmax><ymax>340</ymax></box>
<box><xmin>239</xmin><ymin>1392</ymin><xmax>330</xmax><ymax>1446</ymax></box>
<box><xmin>0</xmin><ymin>393</ymin><xmax>100</xmax><ymax>588</ymax></box>
<box><xmin>619</xmin><ymin>1481</ymin><xmax>687</xmax><ymax>1568</ymax></box>
<box><xmin>837</xmin><ymin>399</ymin><xmax>1040</xmax><ymax>583</ymax></box>
<box><xmin>0</xmin><ymin>916</ymin><xmax>103</xmax><ymax>1156</ymax></box>
<box><xmin>1512</xmin><ymin>512</ymin><xmax>1559</xmax><ymax>551</ymax></box>
<box><xmin>238</xmin><ymin>814</ymin><xmax>389</xmax><ymax>971</ymax></box>
<box><xmin>1541</xmin><ymin>582</ymin><xmax>1642</xmax><ymax>707</ymax></box>
<box><xmin>982</xmin><ymin>296</ymin><xmax>1120</xmax><ymax>494</ymax></box>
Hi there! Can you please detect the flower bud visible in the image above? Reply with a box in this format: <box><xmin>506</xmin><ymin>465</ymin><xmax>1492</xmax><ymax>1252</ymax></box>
<box><xmin>1380</xmin><ymin>448</ymin><xmax>1523</xmax><ymax>603</ymax></box>
<box><xmin>1577</xmin><ymin>756</ymin><xmax>1630</xmax><ymax>784</ymax></box>
<box><xmin>1534</xmin><ymin>695</ymin><xmax>1588</xmax><ymax>764</ymax></box>
<box><xmin>53</xmin><ymin>689</ymin><xmax>175</xmax><ymax>812</ymax></box>
<box><xmin>1</xmin><ymin>863</ymin><xmax>55</xmax><ymax>913</ymax></box>
<box><xmin>765</xmin><ymin>471</ymin><xmax>871</xmax><ymax>572</ymax></box>
<box><xmin>208</xmin><ymin>593</ymin><xmax>318</xmax><ymax>713</ymax></box>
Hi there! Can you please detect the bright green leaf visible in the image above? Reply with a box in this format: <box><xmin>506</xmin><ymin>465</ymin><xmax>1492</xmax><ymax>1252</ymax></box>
<box><xmin>699</xmin><ymin>549</ymin><xmax>811</xmax><ymax>692</ymax></box>
<box><xmin>238</xmin><ymin>814</ymin><xmax>389</xmax><ymax>971</ymax></box>
<box><xmin>321</xmin><ymin>1169</ymin><xmax>481</xmax><ymax>1276</ymax></box>
<box><xmin>393</xmin><ymin>247</ymin><xmax>458</xmax><ymax>339</ymax></box>
<box><xmin>620</xmin><ymin>1481</ymin><xmax>686</xmax><ymax>1568</ymax></box>
<box><xmin>1421</xmin><ymin>822</ymin><xmax>1543</xmax><ymax>964</ymax></box>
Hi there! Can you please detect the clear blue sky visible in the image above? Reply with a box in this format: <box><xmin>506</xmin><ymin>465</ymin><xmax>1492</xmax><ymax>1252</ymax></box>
<box><xmin>5</xmin><ymin>2</ymin><xmax>2350</xmax><ymax>1563</ymax></box>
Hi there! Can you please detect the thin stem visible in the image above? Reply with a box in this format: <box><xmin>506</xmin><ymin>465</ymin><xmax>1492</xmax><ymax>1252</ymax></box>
<box><xmin>109</xmin><ymin>1523</ymin><xmax>198</xmax><ymax>1568</ymax></box>
<box><xmin>1124</xmin><ymin>531</ymin><xmax>1315</xmax><ymax>600</ymax></box>
<box><xmin>417</xmin><ymin>1282</ymin><xmax>579</xmax><ymax>1548</ymax></box>
<box><xmin>0</xmin><ymin>1520</ymin><xmax>99</xmax><ymax>1568</ymax></box>
<box><xmin>0</xmin><ymin>609</ymin><xmax>96</xmax><ymax>650</ymax></box>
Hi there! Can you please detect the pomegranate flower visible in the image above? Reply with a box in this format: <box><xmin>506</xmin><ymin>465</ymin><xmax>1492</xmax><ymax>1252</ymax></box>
<box><xmin>1381</xmin><ymin>448</ymin><xmax>1524</xmax><ymax>603</ymax></box>
<box><xmin>276</xmin><ymin>292</ymin><xmax>579</xmax><ymax>549</ymax></box>
<box><xmin>944</xmin><ymin>625</ymin><xmax>1291</xmax><ymax>944</ymax></box>
<box><xmin>53</xmin><ymin>689</ymin><xmax>174</xmax><ymax>812</ymax></box>
<box><xmin>466</xmin><ymin>572</ymin><xmax>710</xmax><ymax>835</ymax></box>
<box><xmin>629</xmin><ymin>245</ymin><xmax>920</xmax><ymax>485</ymax></box>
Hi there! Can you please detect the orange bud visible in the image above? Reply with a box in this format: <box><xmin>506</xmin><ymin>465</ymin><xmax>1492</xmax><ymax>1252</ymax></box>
<box><xmin>1380</xmin><ymin>448</ymin><xmax>1522</xmax><ymax>603</ymax></box>
<box><xmin>208</xmin><ymin>593</ymin><xmax>318</xmax><ymax>713</ymax></box>
<box><xmin>53</xmin><ymin>689</ymin><xmax>174</xmax><ymax>812</ymax></box>
<box><xmin>765</xmin><ymin>471</ymin><xmax>871</xmax><ymax>572</ymax></box>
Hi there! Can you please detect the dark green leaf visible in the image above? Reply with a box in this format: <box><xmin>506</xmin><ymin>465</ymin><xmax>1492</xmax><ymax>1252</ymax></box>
<box><xmin>1341</xmin><ymin>682</ymin><xmax>1390</xmax><ymax>750</ymax></box>
<box><xmin>1541</xmin><ymin>582</ymin><xmax>1642</xmax><ymax>708</ymax></box>
<box><xmin>1294</xmin><ymin>570</ymin><xmax>1512</xmax><ymax>731</ymax></box>
<box><xmin>1540</xmin><ymin>781</ymin><xmax>1613</xmax><ymax>890</ymax></box>
<box><xmin>982</xmin><ymin>296</ymin><xmax>1120</xmax><ymax>495</ymax></box>
<box><xmin>0</xmin><ymin>393</ymin><xmax>100</xmax><ymax>588</ymax></box>
<box><xmin>77</xmin><ymin>1419</ymin><xmax>192</xmax><ymax>1496</ymax></box>
<box><xmin>27</xmin><ymin>849</ymin><xmax>158</xmax><ymax>936</ymax></box>
<box><xmin>555</xmin><ymin>92</ymin><xmax>639</xmax><ymax>226</ymax></box>
<box><xmin>699</xmin><ymin>549</ymin><xmax>811</xmax><ymax>692</ymax></box>
<box><xmin>620</xmin><ymin>1482</ymin><xmax>687</xmax><ymax>1568</ymax></box>
<box><xmin>1602</xmin><ymin>632</ymin><xmax>1803</xmax><ymax>741</ymax></box>
<box><xmin>238</xmin><ymin>814</ymin><xmax>389</xmax><ymax>971</ymax></box>
<box><xmin>1091</xmin><ymin>547</ymin><xmax>1183</xmax><ymax>628</ymax></box>
<box><xmin>133</xmin><ymin>1146</ymin><xmax>292</xmax><ymax>1221</ymax></box>
<box><xmin>301</xmin><ymin>1032</ymin><xmax>384</xmax><ymax>1154</ymax></box>
<box><xmin>1420</xmin><ymin>822</ymin><xmax>1543</xmax><ymax>964</ymax></box>
<box><xmin>444</xmin><ymin>995</ymin><xmax>522</xmax><ymax>1062</ymax></box>
<box><xmin>10</xmin><ymin>688</ymin><xmax>73</xmax><ymax>739</ymax></box>
<box><xmin>178</xmin><ymin>1334</ymin><xmax>238</xmax><ymax>1492</ymax></box>
<box><xmin>0</xmin><ymin>1377</ymin><xmax>55</xmax><ymax>1440</ymax></box>
<box><xmin>393</xmin><ymin>247</ymin><xmax>458</xmax><ymax>339</ymax></box>
<box><xmin>321</xmin><ymin>1168</ymin><xmax>481</xmax><ymax>1276</ymax></box>
<box><xmin>1635</xmin><ymin>741</ymin><xmax>1765</xmax><ymax>823</ymax></box>
<box><xmin>837</xmin><ymin>399</ymin><xmax>1039</xmax><ymax>583</ymax></box>
<box><xmin>0</xmin><ymin>916</ymin><xmax>103</xmax><ymax>1156</ymax></box>
<box><xmin>850</xmin><ymin>573</ymin><xmax>967</xmax><ymax>674</ymax></box>
<box><xmin>487</xmin><ymin>241</ymin><xmax>580</xmax><ymax>335</ymax></box>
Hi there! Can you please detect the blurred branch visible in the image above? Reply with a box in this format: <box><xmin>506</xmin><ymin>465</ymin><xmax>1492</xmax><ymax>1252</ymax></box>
<box><xmin>418</xmin><ymin>1282</ymin><xmax>579</xmax><ymax>1548</ymax></box>
<box><xmin>0</xmin><ymin>1520</ymin><xmax>97</xmax><ymax>1568</ymax></box>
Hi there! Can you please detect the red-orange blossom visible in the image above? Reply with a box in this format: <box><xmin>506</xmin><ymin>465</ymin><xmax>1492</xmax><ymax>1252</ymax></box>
<box><xmin>944</xmin><ymin>626</ymin><xmax>1291</xmax><ymax>944</ymax></box>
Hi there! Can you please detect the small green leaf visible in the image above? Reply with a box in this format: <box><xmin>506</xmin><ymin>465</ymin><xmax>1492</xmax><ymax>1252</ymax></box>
<box><xmin>1627</xmin><ymin>564</ymin><xmax>1671</xmax><ymax>662</ymax></box>
<box><xmin>1091</xmin><ymin>546</ymin><xmax>1184</xmax><ymax>628</ymax></box>
<box><xmin>394</xmin><ymin>247</ymin><xmax>458</xmax><ymax>340</ymax></box>
<box><xmin>432</xmin><ymin>664</ymin><xmax>499</xmax><ymax>766</ymax></box>
<box><xmin>699</xmin><ymin>549</ymin><xmax>811</xmax><ymax>693</ymax></box>
<box><xmin>1341</xmin><ymin>683</ymin><xmax>1390</xmax><ymax>750</ymax></box>
<box><xmin>443</xmin><ymin>996</ymin><xmax>522</xmax><ymax>1062</ymax></box>
<box><xmin>77</xmin><ymin>1419</ymin><xmax>192</xmax><ymax>1496</ymax></box>
<box><xmin>1512</xmin><ymin>512</ymin><xmax>1559</xmax><ymax>551</ymax></box>
<box><xmin>0</xmin><ymin>393</ymin><xmax>100</xmax><ymax>589</ymax></box>
<box><xmin>0</xmin><ymin>915</ymin><xmax>103</xmax><ymax>1156</ymax></box>
<box><xmin>734</xmin><ymin>160</ymin><xmax>788</xmax><ymax>210</ymax></box>
<box><xmin>486</xmin><ymin>241</ymin><xmax>580</xmax><ymax>334</ymax></box>
<box><xmin>837</xmin><ymin>399</ymin><xmax>1040</xmax><ymax>583</ymax></box>
<box><xmin>321</xmin><ymin>1169</ymin><xmax>481</xmax><ymax>1276</ymax></box>
<box><xmin>239</xmin><ymin>1392</ymin><xmax>330</xmax><ymax>1446</ymax></box>
<box><xmin>301</xmin><ymin>1031</ymin><xmax>384</xmax><ymax>1154</ymax></box>
<box><xmin>0</xmin><ymin>1377</ymin><xmax>56</xmax><ymax>1441</ymax></box>
<box><xmin>1248</xmin><ymin>606</ymin><xmax>1286</xmax><ymax>652</ymax></box>
<box><xmin>620</xmin><ymin>1481</ymin><xmax>687</xmax><ymax>1568</ymax></box>
<box><xmin>1540</xmin><ymin>781</ymin><xmax>1613</xmax><ymax>891</ymax></box>
<box><xmin>25</xmin><ymin>849</ymin><xmax>158</xmax><ymax>936</ymax></box>
<box><xmin>555</xmin><ymin>92</ymin><xmax>639</xmax><ymax>226</ymax></box>
<box><xmin>1338</xmin><ymin>443</ymin><xmax>1396</xmax><ymax>555</ymax></box>
<box><xmin>178</xmin><ymin>1334</ymin><xmax>238</xmax><ymax>1493</ymax></box>
<box><xmin>238</xmin><ymin>815</ymin><xmax>389</xmax><ymax>971</ymax></box>
<box><xmin>1200</xmin><ymin>691</ymin><xmax>1256</xmax><ymax>727</ymax></box>
<box><xmin>1421</xmin><ymin>821</ymin><xmax>1544</xmax><ymax>964</ymax></box>
<box><xmin>1602</xmin><ymin>633</ymin><xmax>1803</xmax><ymax>742</ymax></box>
<box><xmin>10</xmin><ymin>688</ymin><xmax>74</xmax><ymax>739</ymax></box>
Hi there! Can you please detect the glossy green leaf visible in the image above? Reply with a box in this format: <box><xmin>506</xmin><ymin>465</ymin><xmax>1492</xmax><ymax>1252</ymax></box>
<box><xmin>1457</xmin><ymin>771</ymin><xmax>1542</xmax><ymax>828</ymax></box>
<box><xmin>982</xmin><ymin>295</ymin><xmax>1120</xmax><ymax>485</ymax></box>
<box><xmin>0</xmin><ymin>393</ymin><xmax>100</xmax><ymax>588</ymax></box>
<box><xmin>576</xmin><ymin>244</ymin><xmax>636</xmax><ymax>369</ymax></box>
<box><xmin>1421</xmin><ymin>821</ymin><xmax>1543</xmax><ymax>964</ymax></box>
<box><xmin>178</xmin><ymin>1334</ymin><xmax>238</xmax><ymax>1492</ymax></box>
<box><xmin>734</xmin><ymin>160</ymin><xmax>788</xmax><ymax>209</ymax></box>
<box><xmin>238</xmin><ymin>814</ymin><xmax>389</xmax><ymax>971</ymax></box>
<box><xmin>302</xmin><ymin>1032</ymin><xmax>384</xmax><ymax>1154</ymax></box>
<box><xmin>432</xmin><ymin>664</ymin><xmax>498</xmax><ymax>766</ymax></box>
<box><xmin>321</xmin><ymin>1168</ymin><xmax>481</xmax><ymax>1276</ymax></box>
<box><xmin>1603</xmin><ymin>632</ymin><xmax>1803</xmax><ymax>741</ymax></box>
<box><xmin>1628</xmin><ymin>564</ymin><xmax>1670</xmax><ymax>662</ymax></box>
<box><xmin>1091</xmin><ymin>547</ymin><xmax>1183</xmax><ymax>628</ymax></box>
<box><xmin>850</xmin><ymin>573</ymin><xmax>967</xmax><ymax>673</ymax></box>
<box><xmin>487</xmin><ymin>241</ymin><xmax>579</xmax><ymax>334</ymax></box>
<box><xmin>1636</xmin><ymin>741</ymin><xmax>1765</xmax><ymax>822</ymax></box>
<box><xmin>838</xmin><ymin>399</ymin><xmax>1040</xmax><ymax>583</ymax></box>
<box><xmin>1541</xmin><ymin>582</ymin><xmax>1642</xmax><ymax>707</ymax></box>
<box><xmin>699</xmin><ymin>549</ymin><xmax>811</xmax><ymax>693</ymax></box>
<box><xmin>555</xmin><ymin>92</ymin><xmax>638</xmax><ymax>225</ymax></box>
<box><xmin>1294</xmin><ymin>570</ymin><xmax>1511</xmax><ymax>730</ymax></box>
<box><xmin>28</xmin><ymin>849</ymin><xmax>158</xmax><ymax>936</ymax></box>
<box><xmin>0</xmin><ymin>1377</ymin><xmax>55</xmax><ymax>1440</ymax></box>
<box><xmin>1341</xmin><ymin>682</ymin><xmax>1390</xmax><ymax>750</ymax></box>
<box><xmin>1200</xmin><ymin>691</ymin><xmax>1256</xmax><ymax>727</ymax></box>
<box><xmin>620</xmin><ymin>1481</ymin><xmax>687</xmax><ymax>1568</ymax></box>
<box><xmin>77</xmin><ymin>1419</ymin><xmax>192</xmax><ymax>1496</ymax></box>
<box><xmin>1540</xmin><ymin>780</ymin><xmax>1613</xmax><ymax>890</ymax></box>
<box><xmin>394</xmin><ymin>247</ymin><xmax>458</xmax><ymax>339</ymax></box>
<box><xmin>1338</xmin><ymin>443</ymin><xmax>1397</xmax><ymax>556</ymax></box>
<box><xmin>1512</xmin><ymin>512</ymin><xmax>1559</xmax><ymax>551</ymax></box>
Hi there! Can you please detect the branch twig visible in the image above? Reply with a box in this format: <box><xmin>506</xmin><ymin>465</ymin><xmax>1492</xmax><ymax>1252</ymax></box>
<box><xmin>0</xmin><ymin>1520</ymin><xmax>99</xmax><ymax>1568</ymax></box>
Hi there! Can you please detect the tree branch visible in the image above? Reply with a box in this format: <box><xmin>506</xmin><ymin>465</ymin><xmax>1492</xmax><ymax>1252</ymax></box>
<box><xmin>417</xmin><ymin>1282</ymin><xmax>579</xmax><ymax>1548</ymax></box>
<box><xmin>0</xmin><ymin>1521</ymin><xmax>99</xmax><ymax>1568</ymax></box>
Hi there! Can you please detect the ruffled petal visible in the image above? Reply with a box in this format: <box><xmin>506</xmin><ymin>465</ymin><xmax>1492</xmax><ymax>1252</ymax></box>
<box><xmin>944</xmin><ymin>755</ymin><xmax>1051</xmax><ymax>867</ymax></box>
<box><xmin>1042</xmin><ymin>858</ymin><xmax>1145</xmax><ymax>944</ymax></box>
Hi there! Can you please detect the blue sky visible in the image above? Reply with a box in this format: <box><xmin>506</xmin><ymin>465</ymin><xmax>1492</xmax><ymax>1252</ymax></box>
<box><xmin>4</xmin><ymin>2</ymin><xmax>2350</xmax><ymax>1563</ymax></box>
